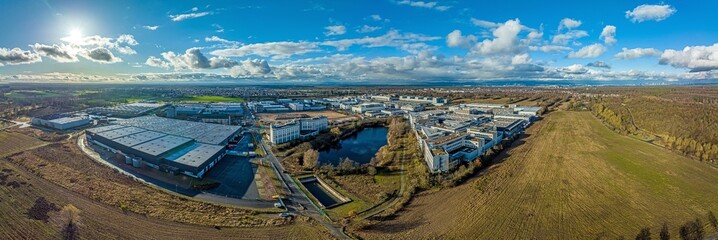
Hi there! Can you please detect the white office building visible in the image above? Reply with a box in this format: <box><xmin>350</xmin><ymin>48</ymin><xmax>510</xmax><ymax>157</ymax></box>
<box><xmin>270</xmin><ymin>116</ymin><xmax>329</xmax><ymax>144</ymax></box>
<box><xmin>351</xmin><ymin>102</ymin><xmax>385</xmax><ymax>113</ymax></box>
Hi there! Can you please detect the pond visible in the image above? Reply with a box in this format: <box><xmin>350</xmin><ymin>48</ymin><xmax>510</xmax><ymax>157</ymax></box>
<box><xmin>303</xmin><ymin>180</ymin><xmax>340</xmax><ymax>207</ymax></box>
<box><xmin>319</xmin><ymin>127</ymin><xmax>388</xmax><ymax>165</ymax></box>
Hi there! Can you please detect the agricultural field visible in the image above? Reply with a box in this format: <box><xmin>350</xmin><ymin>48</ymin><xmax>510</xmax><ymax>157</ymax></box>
<box><xmin>357</xmin><ymin>111</ymin><xmax>718</xmax><ymax>239</ymax></box>
<box><xmin>0</xmin><ymin>131</ymin><xmax>43</xmax><ymax>158</ymax></box>
<box><xmin>0</xmin><ymin>161</ymin><xmax>331</xmax><ymax>240</ymax></box>
<box><xmin>180</xmin><ymin>95</ymin><xmax>245</xmax><ymax>103</ymax></box>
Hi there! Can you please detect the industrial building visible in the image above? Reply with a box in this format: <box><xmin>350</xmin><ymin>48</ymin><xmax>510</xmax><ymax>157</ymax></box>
<box><xmin>166</xmin><ymin>103</ymin><xmax>244</xmax><ymax>125</ymax></box>
<box><xmin>86</xmin><ymin>103</ymin><xmax>166</xmax><ymax>118</ymax></box>
<box><xmin>351</xmin><ymin>102</ymin><xmax>385</xmax><ymax>113</ymax></box>
<box><xmin>31</xmin><ymin>114</ymin><xmax>92</xmax><ymax>130</ymax></box>
<box><xmin>269</xmin><ymin>116</ymin><xmax>328</xmax><ymax>144</ymax></box>
<box><xmin>399</xmin><ymin>95</ymin><xmax>447</xmax><ymax>106</ymax></box>
<box><xmin>85</xmin><ymin>116</ymin><xmax>241</xmax><ymax>178</ymax></box>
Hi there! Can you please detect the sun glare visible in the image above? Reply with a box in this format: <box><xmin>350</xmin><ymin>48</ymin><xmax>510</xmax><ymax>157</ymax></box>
<box><xmin>65</xmin><ymin>27</ymin><xmax>83</xmax><ymax>44</ymax></box>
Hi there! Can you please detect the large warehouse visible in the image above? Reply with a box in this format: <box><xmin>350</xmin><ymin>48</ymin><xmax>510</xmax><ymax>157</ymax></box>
<box><xmin>85</xmin><ymin>116</ymin><xmax>241</xmax><ymax>178</ymax></box>
<box><xmin>31</xmin><ymin>114</ymin><xmax>92</xmax><ymax>130</ymax></box>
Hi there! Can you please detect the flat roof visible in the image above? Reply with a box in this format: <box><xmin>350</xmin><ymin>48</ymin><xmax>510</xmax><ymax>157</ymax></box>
<box><xmin>165</xmin><ymin>143</ymin><xmax>225</xmax><ymax>168</ymax></box>
<box><xmin>132</xmin><ymin>135</ymin><xmax>192</xmax><ymax>157</ymax></box>
<box><xmin>96</xmin><ymin>126</ymin><xmax>146</xmax><ymax>140</ymax></box>
<box><xmin>113</xmin><ymin>130</ymin><xmax>167</xmax><ymax>147</ymax></box>
<box><xmin>86</xmin><ymin>124</ymin><xmax>125</xmax><ymax>134</ymax></box>
<box><xmin>116</xmin><ymin>116</ymin><xmax>240</xmax><ymax>145</ymax></box>
<box><xmin>49</xmin><ymin>116</ymin><xmax>88</xmax><ymax>124</ymax></box>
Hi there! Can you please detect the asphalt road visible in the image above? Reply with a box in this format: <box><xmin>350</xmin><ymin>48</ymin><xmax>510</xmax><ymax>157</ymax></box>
<box><xmin>253</xmin><ymin>131</ymin><xmax>350</xmax><ymax>239</ymax></box>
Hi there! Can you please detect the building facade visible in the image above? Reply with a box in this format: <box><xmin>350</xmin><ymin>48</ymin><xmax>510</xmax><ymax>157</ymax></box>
<box><xmin>269</xmin><ymin>116</ymin><xmax>329</xmax><ymax>144</ymax></box>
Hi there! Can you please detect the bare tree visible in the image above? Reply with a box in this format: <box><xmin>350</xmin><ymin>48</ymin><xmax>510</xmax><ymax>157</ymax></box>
<box><xmin>60</xmin><ymin>204</ymin><xmax>80</xmax><ymax>240</ymax></box>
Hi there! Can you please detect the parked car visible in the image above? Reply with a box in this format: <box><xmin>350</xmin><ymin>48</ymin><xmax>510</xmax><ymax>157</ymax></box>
<box><xmin>279</xmin><ymin>212</ymin><xmax>292</xmax><ymax>218</ymax></box>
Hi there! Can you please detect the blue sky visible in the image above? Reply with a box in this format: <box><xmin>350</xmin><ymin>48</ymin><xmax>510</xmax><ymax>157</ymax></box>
<box><xmin>0</xmin><ymin>0</ymin><xmax>717</xmax><ymax>83</ymax></box>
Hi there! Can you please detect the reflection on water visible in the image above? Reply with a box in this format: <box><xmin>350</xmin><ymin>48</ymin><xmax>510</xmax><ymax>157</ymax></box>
<box><xmin>319</xmin><ymin>127</ymin><xmax>388</xmax><ymax>165</ymax></box>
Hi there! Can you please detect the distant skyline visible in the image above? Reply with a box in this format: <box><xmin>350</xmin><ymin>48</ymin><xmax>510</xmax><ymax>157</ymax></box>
<box><xmin>0</xmin><ymin>0</ymin><xmax>717</xmax><ymax>83</ymax></box>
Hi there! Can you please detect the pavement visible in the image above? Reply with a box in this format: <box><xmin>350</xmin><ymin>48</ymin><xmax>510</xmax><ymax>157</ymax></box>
<box><xmin>254</xmin><ymin>131</ymin><xmax>351</xmax><ymax>239</ymax></box>
<box><xmin>77</xmin><ymin>134</ymin><xmax>275</xmax><ymax>209</ymax></box>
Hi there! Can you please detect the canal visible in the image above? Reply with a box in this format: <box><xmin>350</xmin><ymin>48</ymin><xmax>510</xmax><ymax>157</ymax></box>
<box><xmin>319</xmin><ymin>127</ymin><xmax>388</xmax><ymax>165</ymax></box>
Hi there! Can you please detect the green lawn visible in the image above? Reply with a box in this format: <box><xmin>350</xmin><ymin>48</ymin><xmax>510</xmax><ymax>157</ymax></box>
<box><xmin>181</xmin><ymin>95</ymin><xmax>245</xmax><ymax>103</ymax></box>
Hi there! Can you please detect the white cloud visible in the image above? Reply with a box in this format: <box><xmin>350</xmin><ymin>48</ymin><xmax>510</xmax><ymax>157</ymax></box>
<box><xmin>30</xmin><ymin>44</ymin><xmax>78</xmax><ymax>63</ymax></box>
<box><xmin>615</xmin><ymin>47</ymin><xmax>661</xmax><ymax>59</ymax></box>
<box><xmin>470</xmin><ymin>18</ymin><xmax>500</xmax><ymax>28</ymax></box>
<box><xmin>368</xmin><ymin>14</ymin><xmax>389</xmax><ymax>22</ymax></box>
<box><xmin>626</xmin><ymin>4</ymin><xmax>676</xmax><ymax>23</ymax></box>
<box><xmin>204</xmin><ymin>36</ymin><xmax>240</xmax><ymax>46</ymax></box>
<box><xmin>158</xmin><ymin>48</ymin><xmax>238</xmax><ymax>70</ymax></box>
<box><xmin>170</xmin><ymin>12</ymin><xmax>211</xmax><ymax>22</ymax></box>
<box><xmin>529</xmin><ymin>45</ymin><xmax>573</xmax><ymax>53</ymax></box>
<box><xmin>397</xmin><ymin>0</ymin><xmax>451</xmax><ymax>11</ymax></box>
<box><xmin>322</xmin><ymin>30</ymin><xmax>440</xmax><ymax>52</ymax></box>
<box><xmin>357</xmin><ymin>25</ymin><xmax>381</xmax><ymax>33</ymax></box>
<box><xmin>324</xmin><ymin>25</ymin><xmax>347</xmax><ymax>36</ymax></box>
<box><xmin>145</xmin><ymin>56</ymin><xmax>170</xmax><ymax>69</ymax></box>
<box><xmin>600</xmin><ymin>25</ymin><xmax>617</xmax><ymax>45</ymax></box>
<box><xmin>230</xmin><ymin>59</ymin><xmax>272</xmax><ymax>77</ymax></box>
<box><xmin>117</xmin><ymin>34</ymin><xmax>138</xmax><ymax>46</ymax></box>
<box><xmin>191</xmin><ymin>7</ymin><xmax>198</xmax><ymax>12</ymax></box>
<box><xmin>471</xmin><ymin>19</ymin><xmax>522</xmax><ymax>55</ymax></box>
<box><xmin>659</xmin><ymin>44</ymin><xmax>718</xmax><ymax>72</ymax></box>
<box><xmin>511</xmin><ymin>53</ymin><xmax>531</xmax><ymax>65</ymax></box>
<box><xmin>211</xmin><ymin>41</ymin><xmax>319</xmax><ymax>59</ymax></box>
<box><xmin>0</xmin><ymin>47</ymin><xmax>42</xmax><ymax>65</ymax></box>
<box><xmin>212</xmin><ymin>24</ymin><xmax>224</xmax><ymax>33</ymax></box>
<box><xmin>558</xmin><ymin>18</ymin><xmax>582</xmax><ymax>31</ymax></box>
<box><xmin>562</xmin><ymin>64</ymin><xmax>588</xmax><ymax>74</ymax></box>
<box><xmin>551</xmin><ymin>30</ymin><xmax>588</xmax><ymax>45</ymax></box>
<box><xmin>587</xmin><ymin>61</ymin><xmax>611</xmax><ymax>69</ymax></box>
<box><xmin>143</xmin><ymin>25</ymin><xmax>159</xmax><ymax>31</ymax></box>
<box><xmin>568</xmin><ymin>43</ymin><xmax>606</xmax><ymax>58</ymax></box>
<box><xmin>446</xmin><ymin>30</ymin><xmax>477</xmax><ymax>48</ymax></box>
<box><xmin>82</xmin><ymin>47</ymin><xmax>122</xmax><ymax>63</ymax></box>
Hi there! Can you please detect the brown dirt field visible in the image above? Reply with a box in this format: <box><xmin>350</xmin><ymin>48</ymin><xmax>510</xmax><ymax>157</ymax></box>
<box><xmin>4</xmin><ymin>137</ymin><xmax>281</xmax><ymax>228</ymax></box>
<box><xmin>0</xmin><ymin>131</ymin><xmax>44</xmax><ymax>158</ymax></box>
<box><xmin>357</xmin><ymin>111</ymin><xmax>718</xmax><ymax>239</ymax></box>
<box><xmin>0</xmin><ymin>161</ymin><xmax>332</xmax><ymax>240</ymax></box>
<box><xmin>258</xmin><ymin>110</ymin><xmax>356</xmax><ymax>124</ymax></box>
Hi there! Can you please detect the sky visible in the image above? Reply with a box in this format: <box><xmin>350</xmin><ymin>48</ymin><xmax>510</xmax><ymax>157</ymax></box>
<box><xmin>0</xmin><ymin>0</ymin><xmax>717</xmax><ymax>84</ymax></box>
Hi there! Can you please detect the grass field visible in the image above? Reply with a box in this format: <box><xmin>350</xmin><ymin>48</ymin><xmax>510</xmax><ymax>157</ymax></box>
<box><xmin>358</xmin><ymin>111</ymin><xmax>718</xmax><ymax>239</ymax></box>
<box><xmin>181</xmin><ymin>95</ymin><xmax>245</xmax><ymax>103</ymax></box>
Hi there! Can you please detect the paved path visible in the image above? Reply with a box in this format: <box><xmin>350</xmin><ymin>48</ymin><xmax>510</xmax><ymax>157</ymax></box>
<box><xmin>255</xmin><ymin>132</ymin><xmax>351</xmax><ymax>239</ymax></box>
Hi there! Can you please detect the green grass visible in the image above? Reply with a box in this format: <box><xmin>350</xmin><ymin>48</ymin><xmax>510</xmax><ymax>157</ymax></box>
<box><xmin>180</xmin><ymin>95</ymin><xmax>245</xmax><ymax>103</ymax></box>
<box><xmin>4</xmin><ymin>90</ymin><xmax>64</xmax><ymax>99</ymax></box>
<box><xmin>323</xmin><ymin>182</ymin><xmax>372</xmax><ymax>220</ymax></box>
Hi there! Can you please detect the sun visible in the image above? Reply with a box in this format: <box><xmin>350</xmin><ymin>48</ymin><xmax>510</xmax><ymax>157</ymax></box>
<box><xmin>65</xmin><ymin>27</ymin><xmax>84</xmax><ymax>44</ymax></box>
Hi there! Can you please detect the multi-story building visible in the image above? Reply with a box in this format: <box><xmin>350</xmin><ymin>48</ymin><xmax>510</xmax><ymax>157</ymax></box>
<box><xmin>269</xmin><ymin>116</ymin><xmax>328</xmax><ymax>144</ymax></box>
<box><xmin>399</xmin><ymin>95</ymin><xmax>447</xmax><ymax>106</ymax></box>
<box><xmin>351</xmin><ymin>102</ymin><xmax>385</xmax><ymax>113</ymax></box>
<box><xmin>409</xmin><ymin>104</ymin><xmax>534</xmax><ymax>173</ymax></box>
